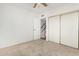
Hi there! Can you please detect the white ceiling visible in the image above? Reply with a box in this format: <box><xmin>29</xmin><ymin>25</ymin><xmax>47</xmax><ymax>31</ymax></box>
<box><xmin>9</xmin><ymin>3</ymin><xmax>79</xmax><ymax>14</ymax></box>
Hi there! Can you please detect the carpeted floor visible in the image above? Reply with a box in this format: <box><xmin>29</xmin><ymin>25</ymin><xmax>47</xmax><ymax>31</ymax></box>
<box><xmin>0</xmin><ymin>39</ymin><xmax>79</xmax><ymax>56</ymax></box>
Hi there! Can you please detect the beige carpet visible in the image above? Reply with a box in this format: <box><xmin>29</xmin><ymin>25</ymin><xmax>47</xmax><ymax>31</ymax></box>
<box><xmin>0</xmin><ymin>39</ymin><xmax>79</xmax><ymax>56</ymax></box>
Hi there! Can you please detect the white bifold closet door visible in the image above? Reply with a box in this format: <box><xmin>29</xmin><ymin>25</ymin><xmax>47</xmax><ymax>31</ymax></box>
<box><xmin>48</xmin><ymin>16</ymin><xmax>60</xmax><ymax>43</ymax></box>
<box><xmin>61</xmin><ymin>12</ymin><xmax>78</xmax><ymax>48</ymax></box>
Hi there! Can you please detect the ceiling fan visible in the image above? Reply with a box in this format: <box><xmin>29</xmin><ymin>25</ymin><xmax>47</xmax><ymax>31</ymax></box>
<box><xmin>33</xmin><ymin>3</ymin><xmax>48</xmax><ymax>8</ymax></box>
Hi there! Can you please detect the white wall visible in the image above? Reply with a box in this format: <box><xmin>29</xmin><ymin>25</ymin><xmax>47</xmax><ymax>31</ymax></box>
<box><xmin>0</xmin><ymin>4</ymin><xmax>37</xmax><ymax>48</ymax></box>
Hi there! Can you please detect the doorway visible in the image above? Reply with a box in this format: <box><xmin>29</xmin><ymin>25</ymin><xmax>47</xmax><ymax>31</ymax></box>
<box><xmin>40</xmin><ymin>18</ymin><xmax>46</xmax><ymax>40</ymax></box>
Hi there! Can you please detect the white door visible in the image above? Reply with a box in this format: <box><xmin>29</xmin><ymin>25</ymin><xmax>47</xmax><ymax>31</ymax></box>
<box><xmin>33</xmin><ymin>19</ymin><xmax>40</xmax><ymax>40</ymax></box>
<box><xmin>61</xmin><ymin>12</ymin><xmax>78</xmax><ymax>48</ymax></box>
<box><xmin>48</xmin><ymin>16</ymin><xmax>60</xmax><ymax>43</ymax></box>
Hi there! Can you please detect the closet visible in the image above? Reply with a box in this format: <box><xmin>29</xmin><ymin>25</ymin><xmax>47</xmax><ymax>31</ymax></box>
<box><xmin>48</xmin><ymin>11</ymin><xmax>79</xmax><ymax>48</ymax></box>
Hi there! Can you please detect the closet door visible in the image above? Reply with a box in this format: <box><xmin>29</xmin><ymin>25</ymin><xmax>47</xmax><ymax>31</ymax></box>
<box><xmin>48</xmin><ymin>16</ymin><xmax>60</xmax><ymax>43</ymax></box>
<box><xmin>61</xmin><ymin>12</ymin><xmax>78</xmax><ymax>48</ymax></box>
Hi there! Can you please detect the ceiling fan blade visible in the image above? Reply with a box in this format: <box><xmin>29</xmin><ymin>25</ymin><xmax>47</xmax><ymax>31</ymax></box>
<box><xmin>41</xmin><ymin>3</ymin><xmax>48</xmax><ymax>7</ymax></box>
<box><xmin>33</xmin><ymin>3</ymin><xmax>37</xmax><ymax>8</ymax></box>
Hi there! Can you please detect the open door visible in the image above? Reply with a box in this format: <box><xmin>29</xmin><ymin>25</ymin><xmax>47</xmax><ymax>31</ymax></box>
<box><xmin>33</xmin><ymin>18</ymin><xmax>40</xmax><ymax>40</ymax></box>
<box><xmin>40</xmin><ymin>18</ymin><xmax>46</xmax><ymax>40</ymax></box>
